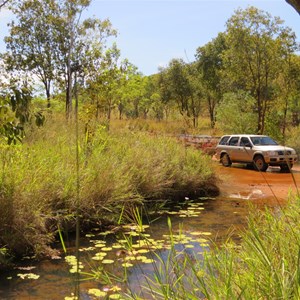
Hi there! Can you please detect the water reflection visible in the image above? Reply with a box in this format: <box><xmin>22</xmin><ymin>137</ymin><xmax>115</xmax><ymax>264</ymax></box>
<box><xmin>0</xmin><ymin>197</ymin><xmax>252</xmax><ymax>300</ymax></box>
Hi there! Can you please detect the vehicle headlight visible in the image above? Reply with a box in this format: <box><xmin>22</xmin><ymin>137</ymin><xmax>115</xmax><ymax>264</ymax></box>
<box><xmin>267</xmin><ymin>151</ymin><xmax>277</xmax><ymax>156</ymax></box>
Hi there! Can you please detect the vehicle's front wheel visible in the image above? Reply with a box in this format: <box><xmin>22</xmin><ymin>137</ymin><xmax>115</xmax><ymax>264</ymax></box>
<box><xmin>221</xmin><ymin>153</ymin><xmax>232</xmax><ymax>167</ymax></box>
<box><xmin>253</xmin><ymin>155</ymin><xmax>268</xmax><ymax>172</ymax></box>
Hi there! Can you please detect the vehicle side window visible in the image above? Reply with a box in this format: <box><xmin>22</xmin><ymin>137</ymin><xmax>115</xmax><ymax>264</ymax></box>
<box><xmin>219</xmin><ymin>136</ymin><xmax>230</xmax><ymax>145</ymax></box>
<box><xmin>228</xmin><ymin>136</ymin><xmax>239</xmax><ymax>146</ymax></box>
<box><xmin>251</xmin><ymin>138</ymin><xmax>259</xmax><ymax>145</ymax></box>
<box><xmin>240</xmin><ymin>137</ymin><xmax>251</xmax><ymax>147</ymax></box>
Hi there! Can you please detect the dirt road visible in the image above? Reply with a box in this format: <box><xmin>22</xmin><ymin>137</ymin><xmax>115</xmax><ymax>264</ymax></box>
<box><xmin>215</xmin><ymin>162</ymin><xmax>300</xmax><ymax>206</ymax></box>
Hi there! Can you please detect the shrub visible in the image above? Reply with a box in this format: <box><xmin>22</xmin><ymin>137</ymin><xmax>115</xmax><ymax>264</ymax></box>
<box><xmin>216</xmin><ymin>91</ymin><xmax>257</xmax><ymax>134</ymax></box>
<box><xmin>286</xmin><ymin>125</ymin><xmax>300</xmax><ymax>155</ymax></box>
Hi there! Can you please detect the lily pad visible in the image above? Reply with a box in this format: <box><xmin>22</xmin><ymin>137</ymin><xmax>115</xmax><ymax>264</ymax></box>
<box><xmin>122</xmin><ymin>262</ymin><xmax>133</xmax><ymax>268</ymax></box>
<box><xmin>88</xmin><ymin>288</ymin><xmax>107</xmax><ymax>297</ymax></box>
<box><xmin>17</xmin><ymin>273</ymin><xmax>40</xmax><ymax>280</ymax></box>
<box><xmin>102</xmin><ymin>259</ymin><xmax>114</xmax><ymax>264</ymax></box>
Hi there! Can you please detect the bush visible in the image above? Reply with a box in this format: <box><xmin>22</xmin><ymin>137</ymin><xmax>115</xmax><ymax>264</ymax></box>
<box><xmin>286</xmin><ymin>125</ymin><xmax>300</xmax><ymax>155</ymax></box>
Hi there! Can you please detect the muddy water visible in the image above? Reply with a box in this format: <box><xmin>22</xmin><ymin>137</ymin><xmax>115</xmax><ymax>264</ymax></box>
<box><xmin>0</xmin><ymin>163</ymin><xmax>299</xmax><ymax>300</ymax></box>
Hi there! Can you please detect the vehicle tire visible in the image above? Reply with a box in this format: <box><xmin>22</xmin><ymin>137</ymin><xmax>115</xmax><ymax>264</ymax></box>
<box><xmin>221</xmin><ymin>153</ymin><xmax>232</xmax><ymax>167</ymax></box>
<box><xmin>253</xmin><ymin>155</ymin><xmax>268</xmax><ymax>172</ymax></box>
<box><xmin>280</xmin><ymin>164</ymin><xmax>293</xmax><ymax>173</ymax></box>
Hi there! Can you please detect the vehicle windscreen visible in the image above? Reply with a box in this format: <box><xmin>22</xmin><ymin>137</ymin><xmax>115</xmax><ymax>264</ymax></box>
<box><xmin>250</xmin><ymin>136</ymin><xmax>278</xmax><ymax>146</ymax></box>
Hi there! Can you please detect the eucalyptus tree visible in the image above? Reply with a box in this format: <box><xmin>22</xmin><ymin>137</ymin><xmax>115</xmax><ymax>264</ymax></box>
<box><xmin>274</xmin><ymin>29</ymin><xmax>300</xmax><ymax>137</ymax></box>
<box><xmin>4</xmin><ymin>0</ymin><xmax>59</xmax><ymax>108</ymax></box>
<box><xmin>85</xmin><ymin>44</ymin><xmax>129</xmax><ymax>126</ymax></box>
<box><xmin>62</xmin><ymin>9</ymin><xmax>117</xmax><ymax>119</ymax></box>
<box><xmin>112</xmin><ymin>63</ymin><xmax>140</xmax><ymax>120</ymax></box>
<box><xmin>4</xmin><ymin>0</ymin><xmax>116</xmax><ymax>119</ymax></box>
<box><xmin>276</xmin><ymin>54</ymin><xmax>300</xmax><ymax>133</ymax></box>
<box><xmin>162</xmin><ymin>59</ymin><xmax>203</xmax><ymax>128</ymax></box>
<box><xmin>157</xmin><ymin>67</ymin><xmax>173</xmax><ymax>120</ymax></box>
<box><xmin>139</xmin><ymin>75</ymin><xmax>160</xmax><ymax>119</ymax></box>
<box><xmin>0</xmin><ymin>82</ymin><xmax>30</xmax><ymax>144</ymax></box>
<box><xmin>145</xmin><ymin>74</ymin><xmax>165</xmax><ymax>120</ymax></box>
<box><xmin>196</xmin><ymin>32</ymin><xmax>227</xmax><ymax>128</ymax></box>
<box><xmin>119</xmin><ymin>72</ymin><xmax>148</xmax><ymax>119</ymax></box>
<box><xmin>223</xmin><ymin>6</ymin><xmax>297</xmax><ymax>134</ymax></box>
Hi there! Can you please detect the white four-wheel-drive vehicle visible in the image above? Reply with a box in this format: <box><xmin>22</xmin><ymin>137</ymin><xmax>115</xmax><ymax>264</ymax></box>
<box><xmin>215</xmin><ymin>134</ymin><xmax>298</xmax><ymax>172</ymax></box>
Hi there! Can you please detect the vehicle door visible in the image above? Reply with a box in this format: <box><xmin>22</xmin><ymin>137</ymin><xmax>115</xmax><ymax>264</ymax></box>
<box><xmin>227</xmin><ymin>136</ymin><xmax>240</xmax><ymax>162</ymax></box>
<box><xmin>237</xmin><ymin>137</ymin><xmax>253</xmax><ymax>162</ymax></box>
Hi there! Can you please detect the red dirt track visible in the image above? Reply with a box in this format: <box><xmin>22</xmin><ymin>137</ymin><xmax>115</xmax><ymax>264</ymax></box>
<box><xmin>215</xmin><ymin>162</ymin><xmax>300</xmax><ymax>205</ymax></box>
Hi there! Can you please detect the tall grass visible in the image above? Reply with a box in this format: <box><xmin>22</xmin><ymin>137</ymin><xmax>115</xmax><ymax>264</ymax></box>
<box><xmin>0</xmin><ymin>116</ymin><xmax>217</xmax><ymax>262</ymax></box>
<box><xmin>120</xmin><ymin>196</ymin><xmax>300</xmax><ymax>299</ymax></box>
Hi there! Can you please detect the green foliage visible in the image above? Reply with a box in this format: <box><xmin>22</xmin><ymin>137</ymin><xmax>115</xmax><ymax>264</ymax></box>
<box><xmin>223</xmin><ymin>6</ymin><xmax>297</xmax><ymax>134</ymax></box>
<box><xmin>4</xmin><ymin>0</ymin><xmax>117</xmax><ymax>114</ymax></box>
<box><xmin>196</xmin><ymin>32</ymin><xmax>227</xmax><ymax>128</ymax></box>
<box><xmin>286</xmin><ymin>125</ymin><xmax>300</xmax><ymax>154</ymax></box>
<box><xmin>159</xmin><ymin>59</ymin><xmax>203</xmax><ymax>128</ymax></box>
<box><xmin>0</xmin><ymin>85</ymin><xmax>44</xmax><ymax>144</ymax></box>
<box><xmin>0</xmin><ymin>118</ymin><xmax>216</xmax><ymax>259</ymax></box>
<box><xmin>216</xmin><ymin>91</ymin><xmax>257</xmax><ymax>134</ymax></box>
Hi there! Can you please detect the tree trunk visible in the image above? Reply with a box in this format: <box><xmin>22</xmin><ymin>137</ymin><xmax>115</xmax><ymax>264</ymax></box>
<box><xmin>66</xmin><ymin>71</ymin><xmax>72</xmax><ymax>120</ymax></box>
<box><xmin>44</xmin><ymin>82</ymin><xmax>51</xmax><ymax>109</ymax></box>
<box><xmin>282</xmin><ymin>98</ymin><xmax>288</xmax><ymax>138</ymax></box>
<box><xmin>118</xmin><ymin>103</ymin><xmax>124</xmax><ymax>120</ymax></box>
<box><xmin>207</xmin><ymin>95</ymin><xmax>215</xmax><ymax>128</ymax></box>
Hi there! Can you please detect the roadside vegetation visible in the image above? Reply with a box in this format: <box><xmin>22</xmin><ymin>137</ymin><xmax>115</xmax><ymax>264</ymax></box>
<box><xmin>0</xmin><ymin>114</ymin><xmax>217</xmax><ymax>264</ymax></box>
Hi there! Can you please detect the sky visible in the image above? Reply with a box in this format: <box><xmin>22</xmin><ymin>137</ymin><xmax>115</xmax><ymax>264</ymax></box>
<box><xmin>0</xmin><ymin>0</ymin><xmax>299</xmax><ymax>76</ymax></box>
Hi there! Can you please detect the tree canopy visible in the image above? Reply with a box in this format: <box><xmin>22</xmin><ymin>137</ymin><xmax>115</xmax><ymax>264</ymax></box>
<box><xmin>0</xmin><ymin>2</ymin><xmax>299</xmax><ymax>139</ymax></box>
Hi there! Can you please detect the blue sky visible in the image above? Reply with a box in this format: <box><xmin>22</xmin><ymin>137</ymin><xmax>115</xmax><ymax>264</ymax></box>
<box><xmin>0</xmin><ymin>0</ymin><xmax>299</xmax><ymax>75</ymax></box>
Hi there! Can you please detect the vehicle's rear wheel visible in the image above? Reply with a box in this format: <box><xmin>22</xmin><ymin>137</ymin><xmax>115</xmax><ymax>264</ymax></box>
<box><xmin>221</xmin><ymin>153</ymin><xmax>232</xmax><ymax>167</ymax></box>
<box><xmin>280</xmin><ymin>163</ymin><xmax>293</xmax><ymax>173</ymax></box>
<box><xmin>253</xmin><ymin>155</ymin><xmax>268</xmax><ymax>172</ymax></box>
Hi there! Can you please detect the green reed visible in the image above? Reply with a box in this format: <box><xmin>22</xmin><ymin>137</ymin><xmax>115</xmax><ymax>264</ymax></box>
<box><xmin>119</xmin><ymin>196</ymin><xmax>300</xmax><ymax>300</ymax></box>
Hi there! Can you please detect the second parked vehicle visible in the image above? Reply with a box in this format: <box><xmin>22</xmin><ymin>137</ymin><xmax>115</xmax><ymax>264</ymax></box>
<box><xmin>215</xmin><ymin>134</ymin><xmax>298</xmax><ymax>172</ymax></box>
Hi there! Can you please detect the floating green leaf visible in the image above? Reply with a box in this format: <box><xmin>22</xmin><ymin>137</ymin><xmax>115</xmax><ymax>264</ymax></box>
<box><xmin>17</xmin><ymin>273</ymin><xmax>40</xmax><ymax>280</ymax></box>
<box><xmin>88</xmin><ymin>288</ymin><xmax>107</xmax><ymax>297</ymax></box>
<box><xmin>109</xmin><ymin>294</ymin><xmax>121</xmax><ymax>299</ymax></box>
<box><xmin>102</xmin><ymin>259</ymin><xmax>114</xmax><ymax>264</ymax></box>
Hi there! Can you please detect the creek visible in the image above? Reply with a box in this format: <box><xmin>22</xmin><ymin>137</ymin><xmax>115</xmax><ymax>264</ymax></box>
<box><xmin>0</xmin><ymin>163</ymin><xmax>299</xmax><ymax>300</ymax></box>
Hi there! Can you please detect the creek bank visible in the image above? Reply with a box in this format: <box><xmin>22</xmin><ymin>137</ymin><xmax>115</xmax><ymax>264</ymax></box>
<box><xmin>0</xmin><ymin>176</ymin><xmax>220</xmax><ymax>271</ymax></box>
<box><xmin>0</xmin><ymin>131</ymin><xmax>218</xmax><ymax>268</ymax></box>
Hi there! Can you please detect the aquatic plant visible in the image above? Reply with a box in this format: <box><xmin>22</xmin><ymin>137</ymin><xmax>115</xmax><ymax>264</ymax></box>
<box><xmin>118</xmin><ymin>196</ymin><xmax>300</xmax><ymax>299</ymax></box>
